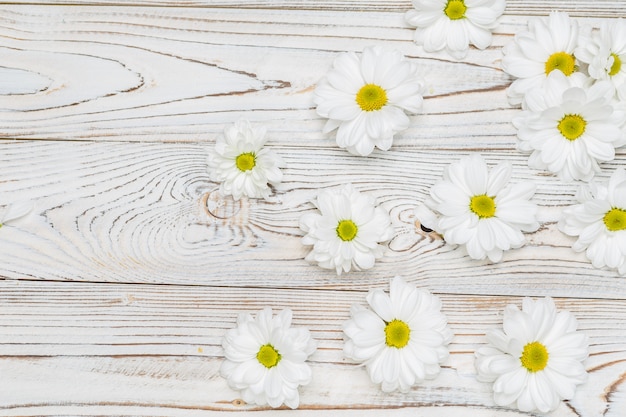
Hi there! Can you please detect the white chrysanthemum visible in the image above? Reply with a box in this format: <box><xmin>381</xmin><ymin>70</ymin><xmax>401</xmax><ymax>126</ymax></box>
<box><xmin>416</xmin><ymin>154</ymin><xmax>539</xmax><ymax>262</ymax></box>
<box><xmin>343</xmin><ymin>276</ymin><xmax>452</xmax><ymax>392</ymax></box>
<box><xmin>299</xmin><ymin>184</ymin><xmax>394</xmax><ymax>275</ymax></box>
<box><xmin>558</xmin><ymin>168</ymin><xmax>626</xmax><ymax>275</ymax></box>
<box><xmin>0</xmin><ymin>201</ymin><xmax>33</xmax><ymax>228</ymax></box>
<box><xmin>405</xmin><ymin>0</ymin><xmax>506</xmax><ymax>60</ymax></box>
<box><xmin>475</xmin><ymin>297</ymin><xmax>588</xmax><ymax>413</ymax></box>
<box><xmin>502</xmin><ymin>11</ymin><xmax>581</xmax><ymax>105</ymax></box>
<box><xmin>314</xmin><ymin>46</ymin><xmax>425</xmax><ymax>156</ymax></box>
<box><xmin>207</xmin><ymin>120</ymin><xmax>284</xmax><ymax>200</ymax></box>
<box><xmin>513</xmin><ymin>70</ymin><xmax>626</xmax><ymax>182</ymax></box>
<box><xmin>576</xmin><ymin>18</ymin><xmax>626</xmax><ymax>92</ymax></box>
<box><xmin>220</xmin><ymin>308</ymin><xmax>317</xmax><ymax>409</ymax></box>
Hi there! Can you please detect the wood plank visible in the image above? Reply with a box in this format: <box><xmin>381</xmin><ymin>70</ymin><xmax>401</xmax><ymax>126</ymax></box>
<box><xmin>3</xmin><ymin>1</ymin><xmax>625</xmax><ymax>17</ymax></box>
<box><xmin>0</xmin><ymin>6</ymin><xmax>618</xmax><ymax>143</ymax></box>
<box><xmin>2</xmin><ymin>140</ymin><xmax>626</xmax><ymax>297</ymax></box>
<box><xmin>0</xmin><ymin>280</ymin><xmax>625</xmax><ymax>416</ymax></box>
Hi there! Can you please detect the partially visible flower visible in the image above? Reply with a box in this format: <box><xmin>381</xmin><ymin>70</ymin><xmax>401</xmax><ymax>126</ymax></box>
<box><xmin>558</xmin><ymin>168</ymin><xmax>626</xmax><ymax>275</ymax></box>
<box><xmin>299</xmin><ymin>184</ymin><xmax>394</xmax><ymax>275</ymax></box>
<box><xmin>513</xmin><ymin>70</ymin><xmax>626</xmax><ymax>182</ymax></box>
<box><xmin>405</xmin><ymin>0</ymin><xmax>506</xmax><ymax>60</ymax></box>
<box><xmin>343</xmin><ymin>276</ymin><xmax>452</xmax><ymax>392</ymax></box>
<box><xmin>1</xmin><ymin>201</ymin><xmax>33</xmax><ymax>228</ymax></box>
<box><xmin>502</xmin><ymin>11</ymin><xmax>581</xmax><ymax>105</ymax></box>
<box><xmin>207</xmin><ymin>120</ymin><xmax>284</xmax><ymax>200</ymax></box>
<box><xmin>416</xmin><ymin>154</ymin><xmax>538</xmax><ymax>263</ymax></box>
<box><xmin>576</xmin><ymin>18</ymin><xmax>626</xmax><ymax>93</ymax></box>
<box><xmin>475</xmin><ymin>297</ymin><xmax>588</xmax><ymax>413</ymax></box>
<box><xmin>220</xmin><ymin>308</ymin><xmax>317</xmax><ymax>409</ymax></box>
<box><xmin>314</xmin><ymin>46</ymin><xmax>424</xmax><ymax>156</ymax></box>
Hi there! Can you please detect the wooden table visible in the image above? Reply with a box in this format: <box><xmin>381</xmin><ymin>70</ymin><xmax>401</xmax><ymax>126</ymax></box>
<box><xmin>1</xmin><ymin>1</ymin><xmax>625</xmax><ymax>416</ymax></box>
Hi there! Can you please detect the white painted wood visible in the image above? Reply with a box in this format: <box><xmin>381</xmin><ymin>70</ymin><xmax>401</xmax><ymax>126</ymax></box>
<box><xmin>1</xmin><ymin>2</ymin><xmax>625</xmax><ymax>416</ymax></box>
<box><xmin>1</xmin><ymin>280</ymin><xmax>625</xmax><ymax>416</ymax></box>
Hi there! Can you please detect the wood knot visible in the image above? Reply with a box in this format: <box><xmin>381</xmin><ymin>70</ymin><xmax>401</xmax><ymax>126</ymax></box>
<box><xmin>201</xmin><ymin>189</ymin><xmax>243</xmax><ymax>219</ymax></box>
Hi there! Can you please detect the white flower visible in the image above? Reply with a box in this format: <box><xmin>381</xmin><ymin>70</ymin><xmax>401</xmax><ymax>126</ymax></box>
<box><xmin>314</xmin><ymin>46</ymin><xmax>424</xmax><ymax>156</ymax></box>
<box><xmin>576</xmin><ymin>18</ymin><xmax>626</xmax><ymax>92</ymax></box>
<box><xmin>207</xmin><ymin>120</ymin><xmax>284</xmax><ymax>200</ymax></box>
<box><xmin>416</xmin><ymin>154</ymin><xmax>538</xmax><ymax>263</ymax></box>
<box><xmin>299</xmin><ymin>184</ymin><xmax>394</xmax><ymax>275</ymax></box>
<box><xmin>475</xmin><ymin>297</ymin><xmax>589</xmax><ymax>413</ymax></box>
<box><xmin>502</xmin><ymin>11</ymin><xmax>581</xmax><ymax>105</ymax></box>
<box><xmin>405</xmin><ymin>0</ymin><xmax>506</xmax><ymax>60</ymax></box>
<box><xmin>220</xmin><ymin>308</ymin><xmax>316</xmax><ymax>409</ymax></box>
<box><xmin>513</xmin><ymin>70</ymin><xmax>626</xmax><ymax>182</ymax></box>
<box><xmin>558</xmin><ymin>168</ymin><xmax>626</xmax><ymax>275</ymax></box>
<box><xmin>343</xmin><ymin>276</ymin><xmax>452</xmax><ymax>392</ymax></box>
<box><xmin>1</xmin><ymin>201</ymin><xmax>33</xmax><ymax>228</ymax></box>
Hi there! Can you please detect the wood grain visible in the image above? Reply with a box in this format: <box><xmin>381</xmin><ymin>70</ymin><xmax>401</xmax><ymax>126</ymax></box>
<box><xmin>0</xmin><ymin>6</ymin><xmax>618</xmax><ymax>143</ymax></box>
<box><xmin>1</xmin><ymin>280</ymin><xmax>625</xmax><ymax>416</ymax></box>
<box><xmin>2</xmin><ymin>2</ymin><xmax>626</xmax><ymax>416</ymax></box>
<box><xmin>2</xmin><ymin>140</ymin><xmax>626</xmax><ymax>297</ymax></box>
<box><xmin>3</xmin><ymin>1</ymin><xmax>626</xmax><ymax>17</ymax></box>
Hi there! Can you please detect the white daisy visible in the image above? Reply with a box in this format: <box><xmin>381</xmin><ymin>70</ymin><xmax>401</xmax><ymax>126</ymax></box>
<box><xmin>299</xmin><ymin>184</ymin><xmax>394</xmax><ymax>275</ymax></box>
<box><xmin>343</xmin><ymin>276</ymin><xmax>453</xmax><ymax>392</ymax></box>
<box><xmin>220</xmin><ymin>308</ymin><xmax>317</xmax><ymax>409</ymax></box>
<box><xmin>1</xmin><ymin>201</ymin><xmax>33</xmax><ymax>228</ymax></box>
<box><xmin>475</xmin><ymin>297</ymin><xmax>589</xmax><ymax>413</ymax></box>
<box><xmin>513</xmin><ymin>70</ymin><xmax>626</xmax><ymax>182</ymax></box>
<box><xmin>405</xmin><ymin>0</ymin><xmax>506</xmax><ymax>60</ymax></box>
<box><xmin>314</xmin><ymin>46</ymin><xmax>425</xmax><ymax>156</ymax></box>
<box><xmin>416</xmin><ymin>154</ymin><xmax>539</xmax><ymax>263</ymax></box>
<box><xmin>576</xmin><ymin>18</ymin><xmax>626</xmax><ymax>92</ymax></box>
<box><xmin>502</xmin><ymin>11</ymin><xmax>581</xmax><ymax>105</ymax></box>
<box><xmin>558</xmin><ymin>168</ymin><xmax>626</xmax><ymax>275</ymax></box>
<box><xmin>207</xmin><ymin>120</ymin><xmax>284</xmax><ymax>200</ymax></box>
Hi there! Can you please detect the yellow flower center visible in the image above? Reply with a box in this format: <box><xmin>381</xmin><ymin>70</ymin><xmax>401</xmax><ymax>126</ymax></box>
<box><xmin>520</xmin><ymin>341</ymin><xmax>549</xmax><ymax>372</ymax></box>
<box><xmin>545</xmin><ymin>52</ymin><xmax>576</xmax><ymax>76</ymax></box>
<box><xmin>469</xmin><ymin>195</ymin><xmax>496</xmax><ymax>218</ymax></box>
<box><xmin>336</xmin><ymin>219</ymin><xmax>358</xmax><ymax>241</ymax></box>
<box><xmin>444</xmin><ymin>0</ymin><xmax>467</xmax><ymax>20</ymax></box>
<box><xmin>604</xmin><ymin>208</ymin><xmax>626</xmax><ymax>232</ymax></box>
<box><xmin>609</xmin><ymin>53</ymin><xmax>622</xmax><ymax>77</ymax></box>
<box><xmin>355</xmin><ymin>84</ymin><xmax>388</xmax><ymax>111</ymax></box>
<box><xmin>384</xmin><ymin>319</ymin><xmax>410</xmax><ymax>349</ymax></box>
<box><xmin>558</xmin><ymin>114</ymin><xmax>586</xmax><ymax>141</ymax></box>
<box><xmin>235</xmin><ymin>152</ymin><xmax>256</xmax><ymax>172</ymax></box>
<box><xmin>257</xmin><ymin>344</ymin><xmax>281</xmax><ymax>368</ymax></box>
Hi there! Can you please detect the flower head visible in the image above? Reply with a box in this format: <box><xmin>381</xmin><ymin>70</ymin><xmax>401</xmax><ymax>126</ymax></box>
<box><xmin>207</xmin><ymin>120</ymin><xmax>284</xmax><ymax>200</ymax></box>
<box><xmin>417</xmin><ymin>154</ymin><xmax>538</xmax><ymax>263</ymax></box>
<box><xmin>220</xmin><ymin>308</ymin><xmax>317</xmax><ymax>409</ymax></box>
<box><xmin>558</xmin><ymin>168</ymin><xmax>626</xmax><ymax>275</ymax></box>
<box><xmin>314</xmin><ymin>46</ymin><xmax>424</xmax><ymax>156</ymax></box>
<box><xmin>513</xmin><ymin>70</ymin><xmax>626</xmax><ymax>182</ymax></box>
<box><xmin>299</xmin><ymin>184</ymin><xmax>394</xmax><ymax>275</ymax></box>
<box><xmin>576</xmin><ymin>18</ymin><xmax>626</xmax><ymax>92</ymax></box>
<box><xmin>475</xmin><ymin>297</ymin><xmax>589</xmax><ymax>413</ymax></box>
<box><xmin>502</xmin><ymin>11</ymin><xmax>581</xmax><ymax>105</ymax></box>
<box><xmin>405</xmin><ymin>0</ymin><xmax>506</xmax><ymax>60</ymax></box>
<box><xmin>343</xmin><ymin>276</ymin><xmax>452</xmax><ymax>392</ymax></box>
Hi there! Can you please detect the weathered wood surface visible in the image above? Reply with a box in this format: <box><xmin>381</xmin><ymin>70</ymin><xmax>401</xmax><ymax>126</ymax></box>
<box><xmin>1</xmin><ymin>2</ymin><xmax>625</xmax><ymax>416</ymax></box>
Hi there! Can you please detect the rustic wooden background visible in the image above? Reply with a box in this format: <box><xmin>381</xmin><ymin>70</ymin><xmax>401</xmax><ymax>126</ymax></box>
<box><xmin>1</xmin><ymin>1</ymin><xmax>626</xmax><ymax>416</ymax></box>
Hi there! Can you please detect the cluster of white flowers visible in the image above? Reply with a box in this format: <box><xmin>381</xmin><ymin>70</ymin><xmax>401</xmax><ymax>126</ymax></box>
<box><xmin>221</xmin><ymin>283</ymin><xmax>588</xmax><ymax>414</ymax></box>
<box><xmin>501</xmin><ymin>13</ymin><xmax>626</xmax><ymax>275</ymax></box>
<box><xmin>504</xmin><ymin>13</ymin><xmax>626</xmax><ymax>182</ymax></box>
<box><xmin>213</xmin><ymin>7</ymin><xmax>604</xmax><ymax>414</ymax></box>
